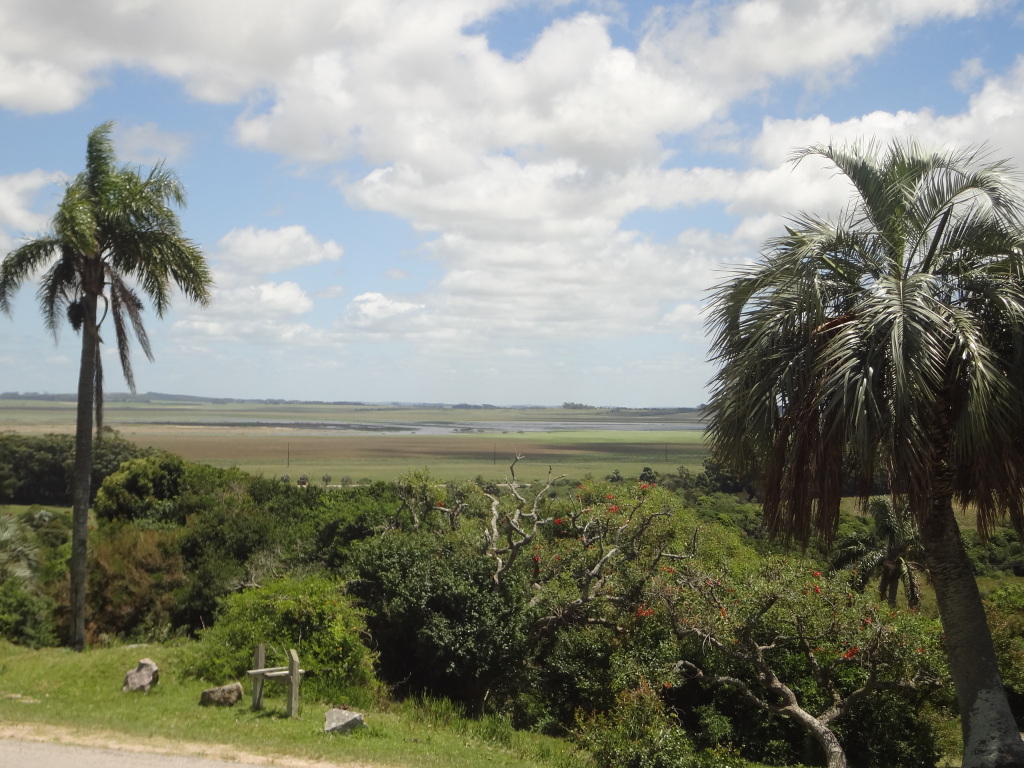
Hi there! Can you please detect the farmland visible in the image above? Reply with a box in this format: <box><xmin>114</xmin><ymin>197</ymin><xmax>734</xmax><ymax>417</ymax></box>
<box><xmin>0</xmin><ymin>397</ymin><xmax>709</xmax><ymax>482</ymax></box>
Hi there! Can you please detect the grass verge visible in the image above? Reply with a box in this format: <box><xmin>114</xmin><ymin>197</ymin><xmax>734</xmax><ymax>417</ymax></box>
<box><xmin>0</xmin><ymin>641</ymin><xmax>586</xmax><ymax>768</ymax></box>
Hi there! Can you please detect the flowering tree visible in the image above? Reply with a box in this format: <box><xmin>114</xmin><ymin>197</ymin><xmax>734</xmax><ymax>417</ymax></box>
<box><xmin>659</xmin><ymin>555</ymin><xmax>947</xmax><ymax>768</ymax></box>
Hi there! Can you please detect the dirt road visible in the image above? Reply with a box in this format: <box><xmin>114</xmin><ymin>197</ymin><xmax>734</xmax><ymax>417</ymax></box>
<box><xmin>1</xmin><ymin>739</ymin><xmax>275</xmax><ymax>768</ymax></box>
<box><xmin>0</xmin><ymin>724</ymin><xmax>376</xmax><ymax>768</ymax></box>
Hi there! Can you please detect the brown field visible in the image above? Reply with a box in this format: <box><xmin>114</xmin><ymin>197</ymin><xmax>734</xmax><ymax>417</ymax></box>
<box><xmin>0</xmin><ymin>399</ymin><xmax>709</xmax><ymax>482</ymax></box>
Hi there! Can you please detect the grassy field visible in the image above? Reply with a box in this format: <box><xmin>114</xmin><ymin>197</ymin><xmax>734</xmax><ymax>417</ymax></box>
<box><xmin>0</xmin><ymin>641</ymin><xmax>585</xmax><ymax>768</ymax></box>
<box><xmin>0</xmin><ymin>399</ymin><xmax>710</xmax><ymax>482</ymax></box>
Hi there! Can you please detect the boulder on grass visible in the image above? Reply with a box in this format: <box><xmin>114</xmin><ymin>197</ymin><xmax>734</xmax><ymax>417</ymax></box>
<box><xmin>324</xmin><ymin>707</ymin><xmax>366</xmax><ymax>734</ymax></box>
<box><xmin>200</xmin><ymin>682</ymin><xmax>243</xmax><ymax>707</ymax></box>
<box><xmin>122</xmin><ymin>658</ymin><xmax>159</xmax><ymax>693</ymax></box>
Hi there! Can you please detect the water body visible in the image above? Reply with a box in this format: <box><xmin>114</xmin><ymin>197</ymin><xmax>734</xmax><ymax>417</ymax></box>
<box><xmin>146</xmin><ymin>420</ymin><xmax>707</xmax><ymax>435</ymax></box>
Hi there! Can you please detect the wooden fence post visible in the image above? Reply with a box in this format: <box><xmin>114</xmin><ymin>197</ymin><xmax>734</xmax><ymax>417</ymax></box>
<box><xmin>287</xmin><ymin>648</ymin><xmax>300</xmax><ymax>718</ymax></box>
<box><xmin>251</xmin><ymin>643</ymin><xmax>265</xmax><ymax>710</ymax></box>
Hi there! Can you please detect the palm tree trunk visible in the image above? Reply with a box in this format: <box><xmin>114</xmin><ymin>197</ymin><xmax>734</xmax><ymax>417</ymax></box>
<box><xmin>69</xmin><ymin>293</ymin><xmax>98</xmax><ymax>651</ymax></box>
<box><xmin>920</xmin><ymin>468</ymin><xmax>1024</xmax><ymax>766</ymax></box>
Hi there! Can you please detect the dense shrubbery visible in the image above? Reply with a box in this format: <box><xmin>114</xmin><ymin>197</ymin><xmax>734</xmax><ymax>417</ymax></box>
<box><xmin>0</xmin><ymin>430</ymin><xmax>152</xmax><ymax>505</ymax></box>
<box><xmin>344</xmin><ymin>530</ymin><xmax>531</xmax><ymax>711</ymax></box>
<box><xmin>8</xmin><ymin>444</ymin><xmax>1024</xmax><ymax>767</ymax></box>
<box><xmin>183</xmin><ymin>574</ymin><xmax>375</xmax><ymax>703</ymax></box>
<box><xmin>0</xmin><ymin>577</ymin><xmax>56</xmax><ymax>648</ymax></box>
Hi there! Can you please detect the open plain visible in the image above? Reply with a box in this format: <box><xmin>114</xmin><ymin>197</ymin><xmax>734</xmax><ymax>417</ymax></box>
<box><xmin>0</xmin><ymin>398</ymin><xmax>708</xmax><ymax>482</ymax></box>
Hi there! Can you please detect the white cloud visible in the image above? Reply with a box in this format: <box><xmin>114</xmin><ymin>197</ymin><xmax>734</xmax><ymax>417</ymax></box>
<box><xmin>342</xmin><ymin>291</ymin><xmax>425</xmax><ymax>330</ymax></box>
<box><xmin>215</xmin><ymin>225</ymin><xmax>343</xmax><ymax>275</ymax></box>
<box><xmin>116</xmin><ymin>123</ymin><xmax>190</xmax><ymax>165</ymax></box>
<box><xmin>0</xmin><ymin>170</ymin><xmax>65</xmax><ymax>235</ymax></box>
<box><xmin>3</xmin><ymin>0</ymin><xmax>1021</xmax><ymax>406</ymax></box>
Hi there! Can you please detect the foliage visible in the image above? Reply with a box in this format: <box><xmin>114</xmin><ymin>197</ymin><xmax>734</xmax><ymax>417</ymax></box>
<box><xmin>830</xmin><ymin>497</ymin><xmax>923</xmax><ymax>609</ymax></box>
<box><xmin>93</xmin><ymin>452</ymin><xmax>188</xmax><ymax>524</ymax></box>
<box><xmin>314</xmin><ymin>481</ymin><xmax>404</xmax><ymax>564</ymax></box>
<box><xmin>964</xmin><ymin>529</ymin><xmax>1024</xmax><ymax>576</ymax></box>
<box><xmin>659</xmin><ymin>555</ymin><xmax>947</xmax><ymax>767</ymax></box>
<box><xmin>86</xmin><ymin>523</ymin><xmax>185</xmax><ymax>641</ymax></box>
<box><xmin>184</xmin><ymin>574</ymin><xmax>375</xmax><ymax>703</ymax></box>
<box><xmin>0</xmin><ymin>430</ymin><xmax>152</xmax><ymax>505</ymax></box>
<box><xmin>575</xmin><ymin>683</ymin><xmax>698</xmax><ymax>768</ymax></box>
<box><xmin>985</xmin><ymin>583</ymin><xmax>1024</xmax><ymax>696</ymax></box>
<box><xmin>0</xmin><ymin>577</ymin><xmax>57</xmax><ymax>647</ymax></box>
<box><xmin>345</xmin><ymin>530</ymin><xmax>530</xmax><ymax>710</ymax></box>
<box><xmin>831</xmin><ymin>691</ymin><xmax>942</xmax><ymax>768</ymax></box>
<box><xmin>0</xmin><ymin>513</ymin><xmax>38</xmax><ymax>581</ymax></box>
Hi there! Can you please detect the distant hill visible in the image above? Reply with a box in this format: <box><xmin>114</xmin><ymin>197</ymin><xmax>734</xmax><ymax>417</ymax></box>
<box><xmin>0</xmin><ymin>391</ymin><xmax>705</xmax><ymax>412</ymax></box>
<box><xmin>0</xmin><ymin>391</ymin><xmax>368</xmax><ymax>406</ymax></box>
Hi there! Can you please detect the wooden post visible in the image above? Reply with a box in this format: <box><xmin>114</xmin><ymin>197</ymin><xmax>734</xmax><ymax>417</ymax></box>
<box><xmin>251</xmin><ymin>644</ymin><xmax>265</xmax><ymax>710</ymax></box>
<box><xmin>286</xmin><ymin>648</ymin><xmax>300</xmax><ymax>718</ymax></box>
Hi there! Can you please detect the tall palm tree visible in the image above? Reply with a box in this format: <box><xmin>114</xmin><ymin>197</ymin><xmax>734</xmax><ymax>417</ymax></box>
<box><xmin>705</xmin><ymin>139</ymin><xmax>1024</xmax><ymax>768</ymax></box>
<box><xmin>829</xmin><ymin>496</ymin><xmax>922</xmax><ymax>609</ymax></box>
<box><xmin>0</xmin><ymin>122</ymin><xmax>212</xmax><ymax>650</ymax></box>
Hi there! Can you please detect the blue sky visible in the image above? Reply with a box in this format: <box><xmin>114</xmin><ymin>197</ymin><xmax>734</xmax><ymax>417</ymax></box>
<box><xmin>2</xmin><ymin>0</ymin><xmax>1023</xmax><ymax>407</ymax></box>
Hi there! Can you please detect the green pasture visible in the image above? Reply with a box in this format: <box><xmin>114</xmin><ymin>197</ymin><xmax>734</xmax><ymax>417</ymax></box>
<box><xmin>0</xmin><ymin>641</ymin><xmax>584</xmax><ymax>768</ymax></box>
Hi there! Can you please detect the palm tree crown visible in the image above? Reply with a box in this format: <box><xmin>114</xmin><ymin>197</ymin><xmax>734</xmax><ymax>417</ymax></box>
<box><xmin>0</xmin><ymin>121</ymin><xmax>211</xmax><ymax>418</ymax></box>
<box><xmin>829</xmin><ymin>497</ymin><xmax>922</xmax><ymax>609</ymax></box>
<box><xmin>706</xmin><ymin>139</ymin><xmax>1024</xmax><ymax>544</ymax></box>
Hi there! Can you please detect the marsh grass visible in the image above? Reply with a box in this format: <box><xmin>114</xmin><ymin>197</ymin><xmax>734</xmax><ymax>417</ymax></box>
<box><xmin>0</xmin><ymin>641</ymin><xmax>587</xmax><ymax>768</ymax></box>
<box><xmin>1</xmin><ymin>399</ymin><xmax>709</xmax><ymax>483</ymax></box>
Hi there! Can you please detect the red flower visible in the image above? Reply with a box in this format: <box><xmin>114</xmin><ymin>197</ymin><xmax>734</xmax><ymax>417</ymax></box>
<box><xmin>813</xmin><ymin>584</ymin><xmax>822</xmax><ymax>594</ymax></box>
<box><xmin>608</xmin><ymin>505</ymin><xmax>621</xmax><ymax>513</ymax></box>
<box><xmin>555</xmin><ymin>517</ymin><xmax>563</xmax><ymax>525</ymax></box>
<box><xmin>842</xmin><ymin>646</ymin><xmax>859</xmax><ymax>659</ymax></box>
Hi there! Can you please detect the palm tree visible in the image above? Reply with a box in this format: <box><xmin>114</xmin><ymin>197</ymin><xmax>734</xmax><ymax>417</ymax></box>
<box><xmin>705</xmin><ymin>139</ymin><xmax>1024</xmax><ymax>768</ymax></box>
<box><xmin>829</xmin><ymin>496</ymin><xmax>922</xmax><ymax>609</ymax></box>
<box><xmin>0</xmin><ymin>514</ymin><xmax>38</xmax><ymax>583</ymax></box>
<box><xmin>0</xmin><ymin>122</ymin><xmax>212</xmax><ymax>650</ymax></box>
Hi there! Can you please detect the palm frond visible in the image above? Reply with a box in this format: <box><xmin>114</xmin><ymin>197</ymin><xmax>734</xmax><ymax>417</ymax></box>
<box><xmin>0</xmin><ymin>238</ymin><xmax>61</xmax><ymax>315</ymax></box>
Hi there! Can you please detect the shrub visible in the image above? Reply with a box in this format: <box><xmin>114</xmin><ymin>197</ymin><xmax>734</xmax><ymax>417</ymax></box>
<box><xmin>0</xmin><ymin>578</ymin><xmax>57</xmax><ymax>648</ymax></box>
<box><xmin>87</xmin><ymin>524</ymin><xmax>185</xmax><ymax>641</ymax></box>
<box><xmin>184</xmin><ymin>575</ymin><xmax>375</xmax><ymax>703</ymax></box>
<box><xmin>93</xmin><ymin>453</ymin><xmax>187</xmax><ymax>524</ymax></box>
<box><xmin>345</xmin><ymin>531</ymin><xmax>529</xmax><ymax>711</ymax></box>
<box><xmin>576</xmin><ymin>683</ymin><xmax>697</xmax><ymax>768</ymax></box>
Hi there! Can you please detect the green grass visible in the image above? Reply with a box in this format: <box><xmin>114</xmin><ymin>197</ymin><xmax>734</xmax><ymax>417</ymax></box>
<box><xmin>0</xmin><ymin>641</ymin><xmax>586</xmax><ymax>768</ymax></box>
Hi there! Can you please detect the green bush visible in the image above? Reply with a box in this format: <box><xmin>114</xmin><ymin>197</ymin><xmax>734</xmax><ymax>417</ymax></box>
<box><xmin>345</xmin><ymin>531</ymin><xmax>530</xmax><ymax>711</ymax></box>
<box><xmin>0</xmin><ymin>430</ymin><xmax>152</xmax><ymax>506</ymax></box>
<box><xmin>93</xmin><ymin>453</ymin><xmax>188</xmax><ymax>524</ymax></box>
<box><xmin>832</xmin><ymin>690</ymin><xmax>941</xmax><ymax>768</ymax></box>
<box><xmin>87</xmin><ymin>524</ymin><xmax>185</xmax><ymax>641</ymax></box>
<box><xmin>184</xmin><ymin>574</ymin><xmax>375</xmax><ymax>703</ymax></box>
<box><xmin>575</xmin><ymin>683</ymin><xmax>697</xmax><ymax>768</ymax></box>
<box><xmin>0</xmin><ymin>578</ymin><xmax>57</xmax><ymax>648</ymax></box>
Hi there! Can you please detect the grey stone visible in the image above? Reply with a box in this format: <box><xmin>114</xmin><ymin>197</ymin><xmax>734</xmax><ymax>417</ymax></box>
<box><xmin>200</xmin><ymin>682</ymin><xmax>243</xmax><ymax>707</ymax></box>
<box><xmin>324</xmin><ymin>707</ymin><xmax>366</xmax><ymax>734</ymax></box>
<box><xmin>122</xmin><ymin>658</ymin><xmax>159</xmax><ymax>693</ymax></box>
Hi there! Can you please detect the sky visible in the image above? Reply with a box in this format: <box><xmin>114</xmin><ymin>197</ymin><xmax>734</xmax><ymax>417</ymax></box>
<box><xmin>2</xmin><ymin>0</ymin><xmax>1024</xmax><ymax>408</ymax></box>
